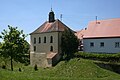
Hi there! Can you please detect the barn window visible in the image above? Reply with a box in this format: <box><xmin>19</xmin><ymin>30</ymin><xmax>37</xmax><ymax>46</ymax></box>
<box><xmin>50</xmin><ymin>46</ymin><xmax>53</xmax><ymax>52</ymax></box>
<box><xmin>50</xmin><ymin>36</ymin><xmax>53</xmax><ymax>43</ymax></box>
<box><xmin>34</xmin><ymin>38</ymin><xmax>36</xmax><ymax>44</ymax></box>
<box><xmin>100</xmin><ymin>42</ymin><xmax>104</xmax><ymax>47</ymax></box>
<box><xmin>34</xmin><ymin>46</ymin><xmax>36</xmax><ymax>51</ymax></box>
<box><xmin>44</xmin><ymin>37</ymin><xmax>46</xmax><ymax>43</ymax></box>
<box><xmin>90</xmin><ymin>42</ymin><xmax>94</xmax><ymax>47</ymax></box>
<box><xmin>39</xmin><ymin>37</ymin><xmax>41</xmax><ymax>43</ymax></box>
<box><xmin>115</xmin><ymin>42</ymin><xmax>119</xmax><ymax>48</ymax></box>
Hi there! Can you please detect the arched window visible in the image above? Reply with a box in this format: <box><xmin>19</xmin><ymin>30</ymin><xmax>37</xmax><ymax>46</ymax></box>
<box><xmin>50</xmin><ymin>46</ymin><xmax>53</xmax><ymax>52</ymax></box>
<box><xmin>44</xmin><ymin>36</ymin><xmax>46</xmax><ymax>43</ymax></box>
<box><xmin>34</xmin><ymin>46</ymin><xmax>36</xmax><ymax>51</ymax></box>
<box><xmin>34</xmin><ymin>38</ymin><xmax>36</xmax><ymax>44</ymax></box>
<box><xmin>39</xmin><ymin>37</ymin><xmax>41</xmax><ymax>43</ymax></box>
<box><xmin>50</xmin><ymin>36</ymin><xmax>53</xmax><ymax>43</ymax></box>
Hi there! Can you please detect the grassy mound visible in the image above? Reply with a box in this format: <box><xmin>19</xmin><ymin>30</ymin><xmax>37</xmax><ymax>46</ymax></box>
<box><xmin>0</xmin><ymin>58</ymin><xmax>120</xmax><ymax>80</ymax></box>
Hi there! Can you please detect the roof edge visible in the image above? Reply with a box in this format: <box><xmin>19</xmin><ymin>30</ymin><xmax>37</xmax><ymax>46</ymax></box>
<box><xmin>83</xmin><ymin>36</ymin><xmax>120</xmax><ymax>39</ymax></box>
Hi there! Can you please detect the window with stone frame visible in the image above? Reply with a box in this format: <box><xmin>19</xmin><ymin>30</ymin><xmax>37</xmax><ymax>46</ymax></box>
<box><xmin>50</xmin><ymin>46</ymin><xmax>53</xmax><ymax>52</ymax></box>
<box><xmin>39</xmin><ymin>37</ymin><xmax>41</xmax><ymax>43</ymax></box>
<box><xmin>34</xmin><ymin>46</ymin><xmax>36</xmax><ymax>51</ymax></box>
<box><xmin>44</xmin><ymin>36</ymin><xmax>46</xmax><ymax>43</ymax></box>
<box><xmin>34</xmin><ymin>38</ymin><xmax>36</xmax><ymax>44</ymax></box>
<box><xmin>50</xmin><ymin>36</ymin><xmax>53</xmax><ymax>43</ymax></box>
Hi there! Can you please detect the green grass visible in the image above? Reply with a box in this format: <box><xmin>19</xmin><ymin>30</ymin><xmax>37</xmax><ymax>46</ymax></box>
<box><xmin>0</xmin><ymin>58</ymin><xmax>120</xmax><ymax>80</ymax></box>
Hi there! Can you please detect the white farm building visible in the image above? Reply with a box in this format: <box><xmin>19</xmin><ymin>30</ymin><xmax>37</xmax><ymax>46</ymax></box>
<box><xmin>83</xmin><ymin>18</ymin><xmax>120</xmax><ymax>53</ymax></box>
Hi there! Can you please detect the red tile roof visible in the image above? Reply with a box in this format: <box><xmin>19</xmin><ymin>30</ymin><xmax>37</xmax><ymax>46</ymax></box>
<box><xmin>30</xmin><ymin>19</ymin><xmax>72</xmax><ymax>34</ymax></box>
<box><xmin>47</xmin><ymin>52</ymin><xmax>57</xmax><ymax>59</ymax></box>
<box><xmin>84</xmin><ymin>18</ymin><xmax>120</xmax><ymax>38</ymax></box>
<box><xmin>75</xmin><ymin>29</ymin><xmax>86</xmax><ymax>39</ymax></box>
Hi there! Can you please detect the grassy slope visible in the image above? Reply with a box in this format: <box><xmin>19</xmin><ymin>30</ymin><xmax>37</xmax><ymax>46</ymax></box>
<box><xmin>0</xmin><ymin>58</ymin><xmax>120</xmax><ymax>80</ymax></box>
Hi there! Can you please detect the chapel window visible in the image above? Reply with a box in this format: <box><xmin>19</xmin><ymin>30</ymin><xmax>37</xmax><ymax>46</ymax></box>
<box><xmin>34</xmin><ymin>38</ymin><xmax>36</xmax><ymax>44</ymax></box>
<box><xmin>50</xmin><ymin>46</ymin><xmax>53</xmax><ymax>52</ymax></box>
<box><xmin>39</xmin><ymin>37</ymin><xmax>41</xmax><ymax>43</ymax></box>
<box><xmin>50</xmin><ymin>36</ymin><xmax>53</xmax><ymax>43</ymax></box>
<box><xmin>44</xmin><ymin>37</ymin><xmax>46</xmax><ymax>43</ymax></box>
<box><xmin>34</xmin><ymin>46</ymin><xmax>36</xmax><ymax>51</ymax></box>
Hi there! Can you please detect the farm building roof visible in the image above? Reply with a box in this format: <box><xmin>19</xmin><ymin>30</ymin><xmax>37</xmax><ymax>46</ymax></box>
<box><xmin>83</xmin><ymin>18</ymin><xmax>120</xmax><ymax>38</ymax></box>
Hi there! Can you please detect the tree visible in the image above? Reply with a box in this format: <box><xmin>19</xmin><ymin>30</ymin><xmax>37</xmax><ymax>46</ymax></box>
<box><xmin>61</xmin><ymin>29</ymin><xmax>79</xmax><ymax>60</ymax></box>
<box><xmin>0</xmin><ymin>25</ymin><xmax>29</xmax><ymax>71</ymax></box>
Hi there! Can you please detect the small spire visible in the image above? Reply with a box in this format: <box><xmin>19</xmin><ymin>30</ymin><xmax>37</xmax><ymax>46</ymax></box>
<box><xmin>51</xmin><ymin>4</ymin><xmax>53</xmax><ymax>12</ymax></box>
<box><xmin>51</xmin><ymin>7</ymin><xmax>52</xmax><ymax>11</ymax></box>
<box><xmin>51</xmin><ymin>6</ymin><xmax>52</xmax><ymax>12</ymax></box>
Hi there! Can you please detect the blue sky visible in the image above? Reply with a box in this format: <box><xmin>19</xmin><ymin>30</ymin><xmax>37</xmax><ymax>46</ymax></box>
<box><xmin>0</xmin><ymin>0</ymin><xmax>120</xmax><ymax>42</ymax></box>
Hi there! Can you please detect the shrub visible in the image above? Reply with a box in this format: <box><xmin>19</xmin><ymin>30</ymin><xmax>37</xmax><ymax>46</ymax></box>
<box><xmin>2</xmin><ymin>65</ymin><xmax>6</xmax><ymax>69</ymax></box>
<box><xmin>34</xmin><ymin>64</ymin><xmax>38</xmax><ymax>71</ymax></box>
<box><xmin>74</xmin><ymin>52</ymin><xmax>120</xmax><ymax>62</ymax></box>
<box><xmin>19</xmin><ymin>68</ymin><xmax>22</xmax><ymax>72</ymax></box>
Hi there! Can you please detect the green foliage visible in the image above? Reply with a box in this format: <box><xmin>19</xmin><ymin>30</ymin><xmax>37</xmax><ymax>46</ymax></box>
<box><xmin>0</xmin><ymin>25</ymin><xmax>29</xmax><ymax>70</ymax></box>
<box><xmin>61</xmin><ymin>29</ymin><xmax>79</xmax><ymax>59</ymax></box>
<box><xmin>2</xmin><ymin>65</ymin><xmax>6</xmax><ymax>69</ymax></box>
<box><xmin>19</xmin><ymin>68</ymin><xmax>22</xmax><ymax>72</ymax></box>
<box><xmin>34</xmin><ymin>64</ymin><xmax>38</xmax><ymax>71</ymax></box>
<box><xmin>75</xmin><ymin>52</ymin><xmax>120</xmax><ymax>62</ymax></box>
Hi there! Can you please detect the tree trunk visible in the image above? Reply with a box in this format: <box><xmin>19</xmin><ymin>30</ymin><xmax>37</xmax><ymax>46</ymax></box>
<box><xmin>11</xmin><ymin>56</ymin><xmax>13</xmax><ymax>71</ymax></box>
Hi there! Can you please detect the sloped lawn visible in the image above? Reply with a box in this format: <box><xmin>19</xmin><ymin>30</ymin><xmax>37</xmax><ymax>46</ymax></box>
<box><xmin>0</xmin><ymin>58</ymin><xmax>120</xmax><ymax>80</ymax></box>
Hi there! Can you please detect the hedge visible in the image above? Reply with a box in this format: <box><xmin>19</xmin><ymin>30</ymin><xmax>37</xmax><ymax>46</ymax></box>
<box><xmin>74</xmin><ymin>52</ymin><xmax>120</xmax><ymax>62</ymax></box>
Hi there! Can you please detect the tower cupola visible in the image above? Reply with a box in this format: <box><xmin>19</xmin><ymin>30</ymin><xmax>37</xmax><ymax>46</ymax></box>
<box><xmin>49</xmin><ymin>8</ymin><xmax>55</xmax><ymax>22</ymax></box>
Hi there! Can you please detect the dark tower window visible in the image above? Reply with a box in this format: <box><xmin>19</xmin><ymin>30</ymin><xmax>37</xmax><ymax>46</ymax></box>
<box><xmin>44</xmin><ymin>37</ymin><xmax>46</xmax><ymax>43</ymax></box>
<box><xmin>34</xmin><ymin>38</ymin><xmax>36</xmax><ymax>44</ymax></box>
<box><xmin>50</xmin><ymin>36</ymin><xmax>53</xmax><ymax>43</ymax></box>
<box><xmin>39</xmin><ymin>37</ymin><xmax>41</xmax><ymax>43</ymax></box>
<box><xmin>50</xmin><ymin>46</ymin><xmax>53</xmax><ymax>52</ymax></box>
<box><xmin>49</xmin><ymin>9</ymin><xmax>55</xmax><ymax>23</ymax></box>
<box><xmin>34</xmin><ymin>46</ymin><xmax>36</xmax><ymax>51</ymax></box>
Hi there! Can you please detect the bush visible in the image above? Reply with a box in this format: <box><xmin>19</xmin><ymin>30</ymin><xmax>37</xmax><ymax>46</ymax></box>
<box><xmin>2</xmin><ymin>65</ymin><xmax>6</xmax><ymax>69</ymax></box>
<box><xmin>34</xmin><ymin>64</ymin><xmax>38</xmax><ymax>71</ymax></box>
<box><xmin>74</xmin><ymin>52</ymin><xmax>120</xmax><ymax>62</ymax></box>
<box><xmin>19</xmin><ymin>68</ymin><xmax>22</xmax><ymax>72</ymax></box>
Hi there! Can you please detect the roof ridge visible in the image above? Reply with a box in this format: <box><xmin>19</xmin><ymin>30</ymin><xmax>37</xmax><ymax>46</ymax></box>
<box><xmin>90</xmin><ymin>18</ymin><xmax>120</xmax><ymax>23</ymax></box>
<box><xmin>30</xmin><ymin>19</ymin><xmax>75</xmax><ymax>34</ymax></box>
